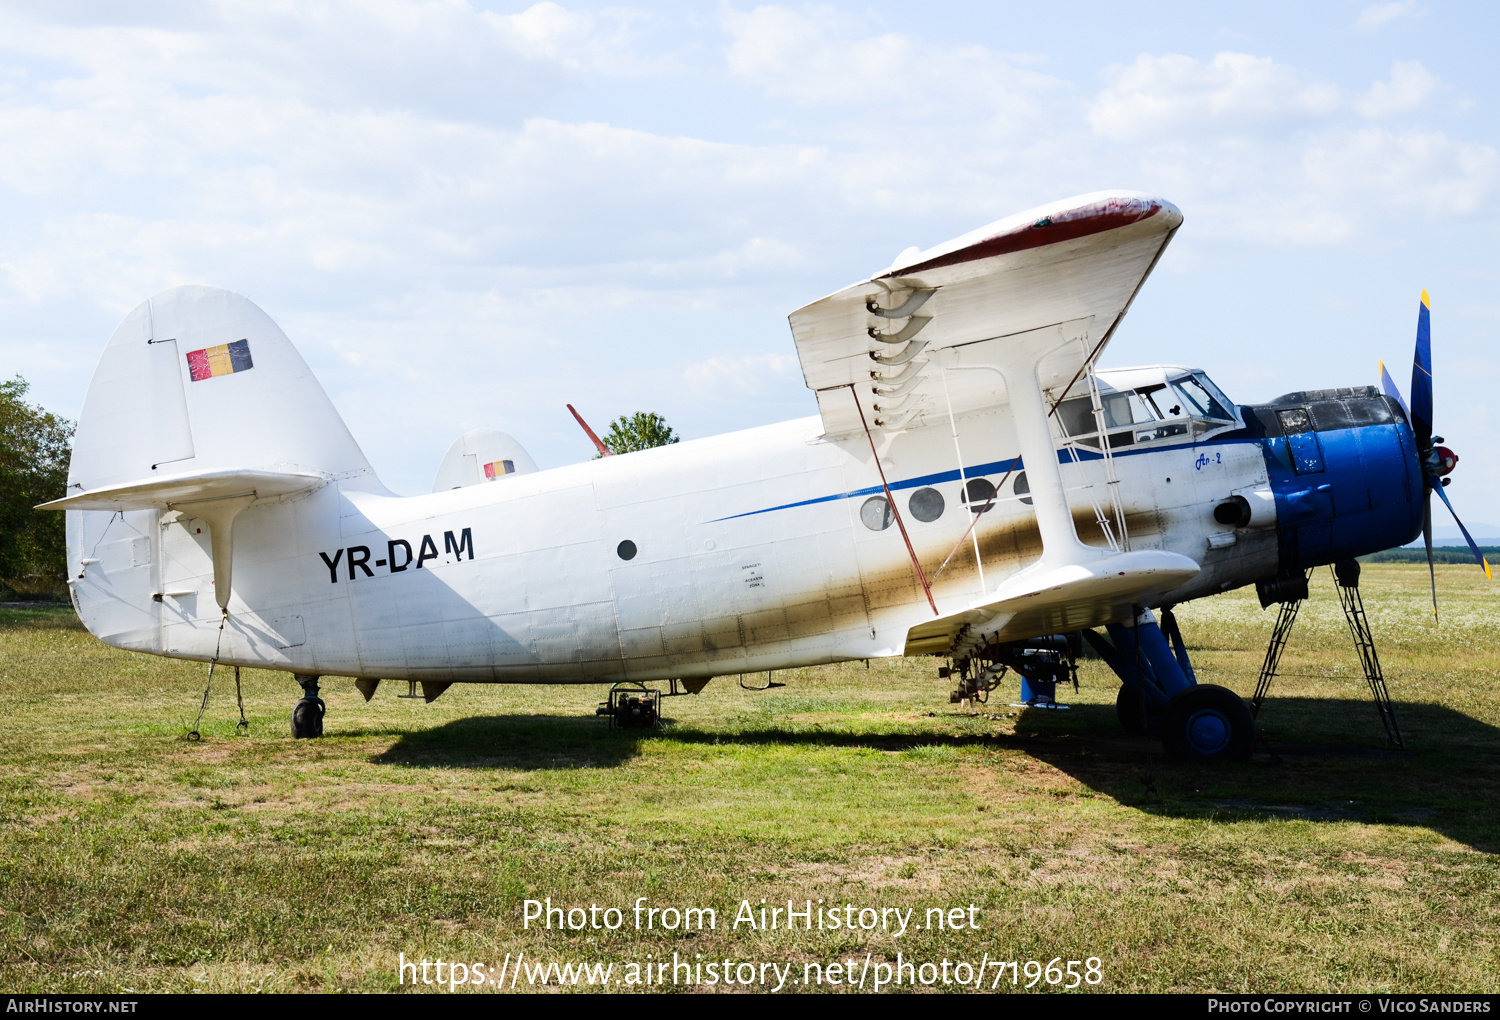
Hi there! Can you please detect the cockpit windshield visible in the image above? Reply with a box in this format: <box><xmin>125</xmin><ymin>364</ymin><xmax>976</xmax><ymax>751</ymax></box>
<box><xmin>1056</xmin><ymin>371</ymin><xmax>1237</xmax><ymax>449</ymax></box>
<box><xmin>1171</xmin><ymin>373</ymin><xmax>1234</xmax><ymax>421</ymax></box>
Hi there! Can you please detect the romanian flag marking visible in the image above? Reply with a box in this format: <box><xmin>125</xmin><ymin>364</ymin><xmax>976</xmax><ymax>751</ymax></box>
<box><xmin>483</xmin><ymin>460</ymin><xmax>515</xmax><ymax>480</ymax></box>
<box><xmin>187</xmin><ymin>339</ymin><xmax>254</xmax><ymax>381</ymax></box>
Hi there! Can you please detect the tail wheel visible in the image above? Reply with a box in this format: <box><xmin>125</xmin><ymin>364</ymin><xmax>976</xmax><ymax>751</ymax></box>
<box><xmin>1161</xmin><ymin>684</ymin><xmax>1253</xmax><ymax>762</ymax></box>
<box><xmin>1115</xmin><ymin>684</ymin><xmax>1146</xmax><ymax>735</ymax></box>
<box><xmin>291</xmin><ymin>698</ymin><xmax>325</xmax><ymax>739</ymax></box>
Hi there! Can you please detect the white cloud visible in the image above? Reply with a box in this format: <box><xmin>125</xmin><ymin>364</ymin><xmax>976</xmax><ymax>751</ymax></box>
<box><xmin>683</xmin><ymin>352</ymin><xmax>799</xmax><ymax>397</ymax></box>
<box><xmin>1083</xmin><ymin>52</ymin><xmax>1494</xmax><ymax>246</ymax></box>
<box><xmin>1090</xmin><ymin>52</ymin><xmax>1341</xmax><ymax>143</ymax></box>
<box><xmin>1356</xmin><ymin>60</ymin><xmax>1439</xmax><ymax>119</ymax></box>
<box><xmin>0</xmin><ymin>1</ymin><xmax>658</xmax><ymax>128</ymax></box>
<box><xmin>1303</xmin><ymin>129</ymin><xmax>1499</xmax><ymax>218</ymax></box>
<box><xmin>1355</xmin><ymin>1</ymin><xmax>1425</xmax><ymax>33</ymax></box>
<box><xmin>721</xmin><ymin>4</ymin><xmax>1061</xmax><ymax>127</ymax></box>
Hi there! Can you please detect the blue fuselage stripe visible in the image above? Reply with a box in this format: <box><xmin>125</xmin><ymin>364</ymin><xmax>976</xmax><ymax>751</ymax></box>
<box><xmin>712</xmin><ymin>435</ymin><xmax>1264</xmax><ymax>523</ymax></box>
<box><xmin>711</xmin><ymin>457</ymin><xmax>1023</xmax><ymax>522</ymax></box>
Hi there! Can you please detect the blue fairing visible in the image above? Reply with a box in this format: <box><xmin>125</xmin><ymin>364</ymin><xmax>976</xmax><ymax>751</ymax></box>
<box><xmin>1251</xmin><ymin>391</ymin><xmax>1424</xmax><ymax>570</ymax></box>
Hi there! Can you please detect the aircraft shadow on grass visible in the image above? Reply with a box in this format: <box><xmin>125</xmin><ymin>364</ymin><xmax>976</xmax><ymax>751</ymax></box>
<box><xmin>371</xmin><ymin>697</ymin><xmax>1499</xmax><ymax>852</ymax></box>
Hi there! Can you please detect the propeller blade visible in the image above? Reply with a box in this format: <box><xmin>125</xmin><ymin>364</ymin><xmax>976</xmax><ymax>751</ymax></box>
<box><xmin>1378</xmin><ymin>358</ymin><xmax>1410</xmax><ymax>418</ymax></box>
<box><xmin>1410</xmin><ymin>290</ymin><xmax>1434</xmax><ymax>448</ymax></box>
<box><xmin>1423</xmin><ymin>493</ymin><xmax>1438</xmax><ymax>622</ymax></box>
<box><xmin>1432</xmin><ymin>481</ymin><xmax>1494</xmax><ymax>579</ymax></box>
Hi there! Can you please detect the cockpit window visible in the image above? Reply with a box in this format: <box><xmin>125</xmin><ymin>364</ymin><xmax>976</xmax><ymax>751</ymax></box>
<box><xmin>1100</xmin><ymin>390</ymin><xmax>1157</xmax><ymax>428</ymax></box>
<box><xmin>1171</xmin><ymin>374</ymin><xmax>1235</xmax><ymax>421</ymax></box>
<box><xmin>1136</xmin><ymin>384</ymin><xmax>1181</xmax><ymax>420</ymax></box>
<box><xmin>1057</xmin><ymin>372</ymin><xmax>1237</xmax><ymax>451</ymax></box>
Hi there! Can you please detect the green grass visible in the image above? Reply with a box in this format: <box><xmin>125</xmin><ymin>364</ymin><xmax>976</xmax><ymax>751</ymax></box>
<box><xmin>0</xmin><ymin>563</ymin><xmax>1497</xmax><ymax>993</ymax></box>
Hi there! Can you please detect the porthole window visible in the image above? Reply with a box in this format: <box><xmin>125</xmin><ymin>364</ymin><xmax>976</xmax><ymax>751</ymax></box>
<box><xmin>860</xmin><ymin>495</ymin><xmax>894</xmax><ymax>531</ymax></box>
<box><xmin>908</xmin><ymin>486</ymin><xmax>944</xmax><ymax>523</ymax></box>
<box><xmin>617</xmin><ymin>540</ymin><xmax>637</xmax><ymax>560</ymax></box>
<box><xmin>1013</xmin><ymin>471</ymin><xmax>1032</xmax><ymax>505</ymax></box>
<box><xmin>962</xmin><ymin>478</ymin><xmax>996</xmax><ymax>514</ymax></box>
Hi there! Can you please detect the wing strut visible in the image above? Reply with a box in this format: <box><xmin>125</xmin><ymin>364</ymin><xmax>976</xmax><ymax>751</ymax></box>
<box><xmin>848</xmin><ymin>385</ymin><xmax>938</xmax><ymax>615</ymax></box>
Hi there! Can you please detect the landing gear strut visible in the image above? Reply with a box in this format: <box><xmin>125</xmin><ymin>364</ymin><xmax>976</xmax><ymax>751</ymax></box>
<box><xmin>291</xmin><ymin>673</ymin><xmax>324</xmax><ymax>739</ymax></box>
<box><xmin>1084</xmin><ymin>607</ymin><xmax>1253</xmax><ymax>762</ymax></box>
<box><xmin>596</xmin><ymin>682</ymin><xmax>660</xmax><ymax>729</ymax></box>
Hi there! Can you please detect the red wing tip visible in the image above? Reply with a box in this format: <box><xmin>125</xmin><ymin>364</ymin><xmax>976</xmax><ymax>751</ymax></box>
<box><xmin>882</xmin><ymin>194</ymin><xmax>1177</xmax><ymax>279</ymax></box>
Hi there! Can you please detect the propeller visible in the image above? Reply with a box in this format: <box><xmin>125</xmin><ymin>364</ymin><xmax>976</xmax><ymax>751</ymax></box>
<box><xmin>1381</xmin><ymin>290</ymin><xmax>1492</xmax><ymax>622</ymax></box>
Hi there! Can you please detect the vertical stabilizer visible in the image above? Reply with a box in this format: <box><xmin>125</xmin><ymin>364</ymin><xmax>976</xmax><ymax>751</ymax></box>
<box><xmin>61</xmin><ymin>286</ymin><xmax>383</xmax><ymax>628</ymax></box>
<box><xmin>68</xmin><ymin>285</ymin><xmax>380</xmax><ymax>494</ymax></box>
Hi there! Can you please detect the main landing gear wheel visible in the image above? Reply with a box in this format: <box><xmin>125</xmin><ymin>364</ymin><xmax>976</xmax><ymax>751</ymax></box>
<box><xmin>1161</xmin><ymin>684</ymin><xmax>1253</xmax><ymax>763</ymax></box>
<box><xmin>1115</xmin><ymin>684</ymin><xmax>1146</xmax><ymax>735</ymax></box>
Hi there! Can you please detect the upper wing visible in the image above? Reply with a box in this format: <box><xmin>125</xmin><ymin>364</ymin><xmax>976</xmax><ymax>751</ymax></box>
<box><xmin>789</xmin><ymin>192</ymin><xmax>1182</xmax><ymax>437</ymax></box>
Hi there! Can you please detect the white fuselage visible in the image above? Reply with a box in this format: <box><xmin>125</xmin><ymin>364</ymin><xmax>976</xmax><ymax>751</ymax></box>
<box><xmin>67</xmin><ymin>383</ymin><xmax>1278</xmax><ymax>684</ymax></box>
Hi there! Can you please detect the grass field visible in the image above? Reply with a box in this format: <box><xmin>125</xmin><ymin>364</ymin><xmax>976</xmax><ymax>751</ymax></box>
<box><xmin>1</xmin><ymin>563</ymin><xmax>1496</xmax><ymax>994</ymax></box>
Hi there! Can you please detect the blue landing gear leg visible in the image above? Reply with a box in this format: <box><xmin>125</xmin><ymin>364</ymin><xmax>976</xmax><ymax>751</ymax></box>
<box><xmin>1084</xmin><ymin>608</ymin><xmax>1252</xmax><ymax>762</ymax></box>
<box><xmin>947</xmin><ymin>635</ymin><xmax>1079</xmax><ymax>710</ymax></box>
<box><xmin>1007</xmin><ymin>635</ymin><xmax>1079</xmax><ymax>710</ymax></box>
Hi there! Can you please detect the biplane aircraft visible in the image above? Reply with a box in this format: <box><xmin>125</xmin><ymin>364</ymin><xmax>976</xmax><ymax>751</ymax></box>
<box><xmin>43</xmin><ymin>191</ymin><xmax>1487</xmax><ymax>759</ymax></box>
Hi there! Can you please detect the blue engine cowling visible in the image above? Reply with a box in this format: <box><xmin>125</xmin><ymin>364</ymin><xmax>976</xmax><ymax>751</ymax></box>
<box><xmin>1240</xmin><ymin>386</ymin><xmax>1424</xmax><ymax>573</ymax></box>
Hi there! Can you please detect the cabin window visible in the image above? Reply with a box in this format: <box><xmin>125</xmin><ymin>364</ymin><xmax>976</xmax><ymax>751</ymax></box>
<box><xmin>1056</xmin><ymin>397</ymin><xmax>1097</xmax><ymax>440</ymax></box>
<box><xmin>1013</xmin><ymin>471</ymin><xmax>1032</xmax><ymax>505</ymax></box>
<box><xmin>1056</xmin><ymin>392</ymin><xmax>1150</xmax><ymax>449</ymax></box>
<box><xmin>860</xmin><ymin>495</ymin><xmax>894</xmax><ymax>531</ymax></box>
<box><xmin>962</xmin><ymin>478</ymin><xmax>997</xmax><ymax>513</ymax></box>
<box><xmin>908</xmin><ymin>487</ymin><xmax>945</xmax><ymax>523</ymax></box>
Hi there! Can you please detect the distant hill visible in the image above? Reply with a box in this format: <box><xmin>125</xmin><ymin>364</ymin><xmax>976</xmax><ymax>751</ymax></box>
<box><xmin>1363</xmin><ymin>546</ymin><xmax>1500</xmax><ymax>565</ymax></box>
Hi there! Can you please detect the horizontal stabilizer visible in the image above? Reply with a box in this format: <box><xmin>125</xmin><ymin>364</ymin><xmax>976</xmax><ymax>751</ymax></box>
<box><xmin>39</xmin><ymin>468</ymin><xmax>324</xmax><ymax>512</ymax></box>
<box><xmin>41</xmin><ymin>468</ymin><xmax>324</xmax><ymax>612</ymax></box>
<box><xmin>903</xmin><ymin>549</ymin><xmax>1200</xmax><ymax>656</ymax></box>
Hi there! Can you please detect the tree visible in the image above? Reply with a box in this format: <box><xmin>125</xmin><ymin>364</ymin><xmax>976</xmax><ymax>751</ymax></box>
<box><xmin>0</xmin><ymin>377</ymin><xmax>73</xmax><ymax>597</ymax></box>
<box><xmin>599</xmin><ymin>412</ymin><xmax>679</xmax><ymax>457</ymax></box>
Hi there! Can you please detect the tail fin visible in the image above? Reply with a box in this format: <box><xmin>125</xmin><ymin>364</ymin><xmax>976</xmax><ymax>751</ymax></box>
<box><xmin>68</xmin><ymin>285</ymin><xmax>380</xmax><ymax>494</ymax></box>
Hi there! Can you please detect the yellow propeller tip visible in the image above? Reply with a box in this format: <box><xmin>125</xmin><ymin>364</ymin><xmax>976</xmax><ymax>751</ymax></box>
<box><xmin>1421</xmin><ymin>289</ymin><xmax>1431</xmax><ymax>308</ymax></box>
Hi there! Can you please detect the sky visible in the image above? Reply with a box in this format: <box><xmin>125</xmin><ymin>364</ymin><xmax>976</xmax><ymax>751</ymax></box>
<box><xmin>1</xmin><ymin>1</ymin><xmax>1496</xmax><ymax>527</ymax></box>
